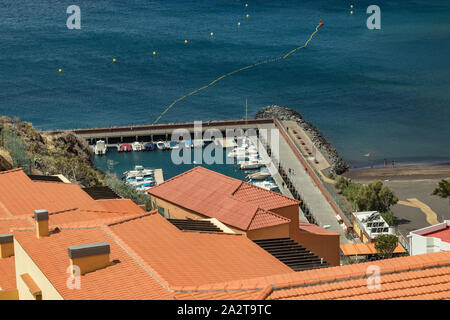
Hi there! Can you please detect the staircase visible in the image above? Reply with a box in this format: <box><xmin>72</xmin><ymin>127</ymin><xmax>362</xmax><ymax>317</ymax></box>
<box><xmin>253</xmin><ymin>238</ymin><xmax>329</xmax><ymax>272</ymax></box>
<box><xmin>168</xmin><ymin>219</ymin><xmax>223</xmax><ymax>233</ymax></box>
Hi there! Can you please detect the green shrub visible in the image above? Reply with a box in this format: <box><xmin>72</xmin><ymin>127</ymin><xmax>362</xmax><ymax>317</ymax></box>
<box><xmin>381</xmin><ymin>212</ymin><xmax>395</xmax><ymax>226</ymax></box>
<box><xmin>375</xmin><ymin>234</ymin><xmax>398</xmax><ymax>259</ymax></box>
<box><xmin>0</xmin><ymin>128</ymin><xmax>32</xmax><ymax>174</ymax></box>
<box><xmin>104</xmin><ymin>173</ymin><xmax>151</xmax><ymax>209</ymax></box>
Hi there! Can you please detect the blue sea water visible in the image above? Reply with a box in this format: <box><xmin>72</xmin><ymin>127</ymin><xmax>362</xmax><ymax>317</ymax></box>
<box><xmin>1</xmin><ymin>0</ymin><xmax>449</xmax><ymax>168</ymax></box>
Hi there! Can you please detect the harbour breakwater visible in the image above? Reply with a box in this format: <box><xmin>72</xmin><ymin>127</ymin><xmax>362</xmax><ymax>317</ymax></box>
<box><xmin>255</xmin><ymin>106</ymin><xmax>349</xmax><ymax>175</ymax></box>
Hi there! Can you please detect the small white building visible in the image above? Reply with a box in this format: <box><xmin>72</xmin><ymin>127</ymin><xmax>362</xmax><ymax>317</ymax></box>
<box><xmin>353</xmin><ymin>211</ymin><xmax>394</xmax><ymax>242</ymax></box>
<box><xmin>408</xmin><ymin>221</ymin><xmax>450</xmax><ymax>256</ymax></box>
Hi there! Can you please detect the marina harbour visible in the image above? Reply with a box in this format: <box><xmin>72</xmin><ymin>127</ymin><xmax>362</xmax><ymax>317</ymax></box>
<box><xmin>94</xmin><ymin>136</ymin><xmax>280</xmax><ymax>192</ymax></box>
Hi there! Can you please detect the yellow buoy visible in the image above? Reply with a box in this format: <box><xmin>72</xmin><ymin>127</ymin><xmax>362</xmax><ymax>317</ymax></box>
<box><xmin>245</xmin><ymin>3</ymin><xmax>248</xmax><ymax>7</ymax></box>
<box><xmin>350</xmin><ymin>4</ymin><xmax>354</xmax><ymax>8</ymax></box>
<box><xmin>237</xmin><ymin>22</ymin><xmax>241</xmax><ymax>26</ymax></box>
<box><xmin>184</xmin><ymin>40</ymin><xmax>188</xmax><ymax>44</ymax></box>
<box><xmin>350</xmin><ymin>10</ymin><xmax>354</xmax><ymax>15</ymax></box>
<box><xmin>153</xmin><ymin>51</ymin><xmax>156</xmax><ymax>56</ymax></box>
<box><xmin>210</xmin><ymin>32</ymin><xmax>214</xmax><ymax>37</ymax></box>
<box><xmin>113</xmin><ymin>58</ymin><xmax>116</xmax><ymax>62</ymax></box>
<box><xmin>58</xmin><ymin>68</ymin><xmax>62</xmax><ymax>73</ymax></box>
<box><xmin>246</xmin><ymin>14</ymin><xmax>250</xmax><ymax>19</ymax></box>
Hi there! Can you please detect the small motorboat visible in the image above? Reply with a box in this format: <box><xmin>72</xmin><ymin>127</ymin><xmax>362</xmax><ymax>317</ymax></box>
<box><xmin>94</xmin><ymin>140</ymin><xmax>107</xmax><ymax>155</ymax></box>
<box><xmin>119</xmin><ymin>143</ymin><xmax>132</xmax><ymax>152</ymax></box>
<box><xmin>144</xmin><ymin>142</ymin><xmax>156</xmax><ymax>151</ymax></box>
<box><xmin>251</xmin><ymin>180</ymin><xmax>278</xmax><ymax>191</ymax></box>
<box><xmin>156</xmin><ymin>141</ymin><xmax>168</xmax><ymax>150</ymax></box>
<box><xmin>247</xmin><ymin>171</ymin><xmax>271</xmax><ymax>180</ymax></box>
<box><xmin>132</xmin><ymin>142</ymin><xmax>143</xmax><ymax>151</ymax></box>
<box><xmin>240</xmin><ymin>159</ymin><xmax>264</xmax><ymax>169</ymax></box>
<box><xmin>169</xmin><ymin>141</ymin><xmax>180</xmax><ymax>149</ymax></box>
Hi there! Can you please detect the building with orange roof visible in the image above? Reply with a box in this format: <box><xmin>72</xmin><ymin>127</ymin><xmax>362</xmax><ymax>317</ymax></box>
<box><xmin>173</xmin><ymin>250</ymin><xmax>450</xmax><ymax>300</ymax></box>
<box><xmin>340</xmin><ymin>242</ymin><xmax>406</xmax><ymax>257</ymax></box>
<box><xmin>147</xmin><ymin>166</ymin><xmax>340</xmax><ymax>266</ymax></box>
<box><xmin>10</xmin><ymin>211</ymin><xmax>295</xmax><ymax>299</ymax></box>
<box><xmin>2</xmin><ymin>166</ymin><xmax>450</xmax><ymax>300</ymax></box>
<box><xmin>409</xmin><ymin>220</ymin><xmax>450</xmax><ymax>256</ymax></box>
<box><xmin>0</xmin><ymin>168</ymin><xmax>149</xmax><ymax>299</ymax></box>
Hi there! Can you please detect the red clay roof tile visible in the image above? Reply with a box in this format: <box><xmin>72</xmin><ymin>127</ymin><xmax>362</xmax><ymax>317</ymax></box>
<box><xmin>148</xmin><ymin>166</ymin><xmax>295</xmax><ymax>231</ymax></box>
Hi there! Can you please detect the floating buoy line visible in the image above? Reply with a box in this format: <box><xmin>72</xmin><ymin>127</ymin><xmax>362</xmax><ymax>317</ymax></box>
<box><xmin>153</xmin><ymin>20</ymin><xmax>324</xmax><ymax>124</ymax></box>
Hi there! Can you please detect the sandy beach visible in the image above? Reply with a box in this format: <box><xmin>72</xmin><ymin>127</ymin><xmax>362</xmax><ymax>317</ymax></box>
<box><xmin>343</xmin><ymin>163</ymin><xmax>450</xmax><ymax>181</ymax></box>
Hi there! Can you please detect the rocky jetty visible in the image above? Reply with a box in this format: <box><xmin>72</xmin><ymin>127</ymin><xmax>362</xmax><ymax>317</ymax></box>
<box><xmin>255</xmin><ymin>105</ymin><xmax>349</xmax><ymax>175</ymax></box>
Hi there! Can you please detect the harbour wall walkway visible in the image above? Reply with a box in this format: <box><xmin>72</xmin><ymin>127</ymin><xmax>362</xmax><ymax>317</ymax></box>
<box><xmin>45</xmin><ymin>119</ymin><xmax>274</xmax><ymax>145</ymax></box>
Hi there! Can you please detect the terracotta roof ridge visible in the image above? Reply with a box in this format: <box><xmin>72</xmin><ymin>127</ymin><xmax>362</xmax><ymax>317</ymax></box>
<box><xmin>230</xmin><ymin>181</ymin><xmax>246</xmax><ymax>196</ymax></box>
<box><xmin>0</xmin><ymin>216</ymin><xmax>31</xmax><ymax>221</ymax></box>
<box><xmin>149</xmin><ymin>166</ymin><xmax>241</xmax><ymax>196</ymax></box>
<box><xmin>106</xmin><ymin>211</ymin><xmax>156</xmax><ymax>226</ymax></box>
<box><xmin>246</xmin><ymin>207</ymin><xmax>291</xmax><ymax>230</ymax></box>
<box><xmin>256</xmin><ymin>285</ymin><xmax>274</xmax><ymax>300</ymax></box>
<box><xmin>48</xmin><ymin>208</ymin><xmax>79</xmax><ymax>216</ymax></box>
<box><xmin>0</xmin><ymin>168</ymin><xmax>23</xmax><ymax>175</ymax></box>
<box><xmin>100</xmin><ymin>225</ymin><xmax>173</xmax><ymax>292</ymax></box>
<box><xmin>173</xmin><ymin>287</ymin><xmax>264</xmax><ymax>294</ymax></box>
<box><xmin>268</xmin><ymin>263</ymin><xmax>450</xmax><ymax>299</ymax></box>
<box><xmin>181</xmin><ymin>229</ymin><xmax>244</xmax><ymax>236</ymax></box>
<box><xmin>240</xmin><ymin>181</ymin><xmax>300</xmax><ymax>205</ymax></box>
<box><xmin>175</xmin><ymin>251</ymin><xmax>450</xmax><ymax>294</ymax></box>
<box><xmin>147</xmin><ymin>166</ymin><xmax>200</xmax><ymax>193</ymax></box>
<box><xmin>0</xmin><ymin>201</ymin><xmax>13</xmax><ymax>217</ymax></box>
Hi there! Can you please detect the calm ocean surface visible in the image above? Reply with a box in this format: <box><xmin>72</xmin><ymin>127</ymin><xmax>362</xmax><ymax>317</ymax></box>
<box><xmin>1</xmin><ymin>0</ymin><xmax>449</xmax><ymax>169</ymax></box>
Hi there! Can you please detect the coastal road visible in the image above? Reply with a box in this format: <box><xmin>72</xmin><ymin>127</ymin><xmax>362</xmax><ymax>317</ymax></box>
<box><xmin>258</xmin><ymin>123</ymin><xmax>353</xmax><ymax>244</ymax></box>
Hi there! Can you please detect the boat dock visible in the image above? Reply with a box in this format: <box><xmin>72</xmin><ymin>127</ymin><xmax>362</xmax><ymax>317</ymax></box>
<box><xmin>154</xmin><ymin>169</ymin><xmax>164</xmax><ymax>185</ymax></box>
<box><xmin>46</xmin><ymin>119</ymin><xmax>273</xmax><ymax>145</ymax></box>
<box><xmin>50</xmin><ymin>118</ymin><xmax>354</xmax><ymax>241</ymax></box>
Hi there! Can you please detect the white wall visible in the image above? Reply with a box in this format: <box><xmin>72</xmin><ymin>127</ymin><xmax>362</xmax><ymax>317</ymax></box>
<box><xmin>409</xmin><ymin>233</ymin><xmax>450</xmax><ymax>256</ymax></box>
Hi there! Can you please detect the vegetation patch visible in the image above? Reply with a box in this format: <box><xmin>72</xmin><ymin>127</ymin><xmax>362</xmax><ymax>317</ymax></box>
<box><xmin>335</xmin><ymin>176</ymin><xmax>398</xmax><ymax>226</ymax></box>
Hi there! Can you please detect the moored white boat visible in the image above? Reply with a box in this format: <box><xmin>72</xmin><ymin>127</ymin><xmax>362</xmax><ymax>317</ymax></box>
<box><xmin>240</xmin><ymin>159</ymin><xmax>264</xmax><ymax>169</ymax></box>
<box><xmin>131</xmin><ymin>142</ymin><xmax>143</xmax><ymax>151</ymax></box>
<box><xmin>252</xmin><ymin>180</ymin><xmax>278</xmax><ymax>191</ymax></box>
<box><xmin>156</xmin><ymin>141</ymin><xmax>168</xmax><ymax>150</ymax></box>
<box><xmin>94</xmin><ymin>140</ymin><xmax>107</xmax><ymax>155</ymax></box>
<box><xmin>247</xmin><ymin>171</ymin><xmax>271</xmax><ymax>180</ymax></box>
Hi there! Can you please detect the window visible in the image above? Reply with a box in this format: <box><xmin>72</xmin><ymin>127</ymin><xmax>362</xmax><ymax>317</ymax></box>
<box><xmin>157</xmin><ymin>206</ymin><xmax>165</xmax><ymax>217</ymax></box>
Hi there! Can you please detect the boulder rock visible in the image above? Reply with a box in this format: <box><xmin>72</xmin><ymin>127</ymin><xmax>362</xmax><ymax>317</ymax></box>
<box><xmin>255</xmin><ymin>105</ymin><xmax>349</xmax><ymax>174</ymax></box>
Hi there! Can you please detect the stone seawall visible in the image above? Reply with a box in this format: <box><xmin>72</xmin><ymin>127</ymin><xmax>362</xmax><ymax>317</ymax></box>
<box><xmin>255</xmin><ymin>105</ymin><xmax>349</xmax><ymax>175</ymax></box>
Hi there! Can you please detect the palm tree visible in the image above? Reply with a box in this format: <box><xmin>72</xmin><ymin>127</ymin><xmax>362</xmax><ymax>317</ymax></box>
<box><xmin>432</xmin><ymin>179</ymin><xmax>450</xmax><ymax>205</ymax></box>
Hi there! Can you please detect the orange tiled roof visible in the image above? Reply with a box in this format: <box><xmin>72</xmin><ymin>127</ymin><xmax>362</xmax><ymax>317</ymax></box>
<box><xmin>97</xmin><ymin>199</ymin><xmax>146</xmax><ymax>215</ymax></box>
<box><xmin>173</xmin><ymin>251</ymin><xmax>450</xmax><ymax>300</ymax></box>
<box><xmin>13</xmin><ymin>227</ymin><xmax>174</xmax><ymax>300</ymax></box>
<box><xmin>46</xmin><ymin>209</ymin><xmax>147</xmax><ymax>229</ymax></box>
<box><xmin>0</xmin><ymin>257</ymin><xmax>16</xmax><ymax>291</ymax></box>
<box><xmin>174</xmin><ymin>289</ymin><xmax>263</xmax><ymax>300</ymax></box>
<box><xmin>0</xmin><ymin>169</ymin><xmax>105</xmax><ymax>217</ymax></box>
<box><xmin>232</xmin><ymin>182</ymin><xmax>299</xmax><ymax>210</ymax></box>
<box><xmin>299</xmin><ymin>221</ymin><xmax>339</xmax><ymax>235</ymax></box>
<box><xmin>107</xmin><ymin>213</ymin><xmax>293</xmax><ymax>288</ymax></box>
<box><xmin>340</xmin><ymin>242</ymin><xmax>406</xmax><ymax>256</ymax></box>
<box><xmin>0</xmin><ymin>168</ymin><xmax>147</xmax><ymax>230</ymax></box>
<box><xmin>12</xmin><ymin>212</ymin><xmax>293</xmax><ymax>299</ymax></box>
<box><xmin>148</xmin><ymin>166</ymin><xmax>295</xmax><ymax>231</ymax></box>
<box><xmin>248</xmin><ymin>209</ymin><xmax>290</xmax><ymax>231</ymax></box>
<box><xmin>0</xmin><ymin>217</ymin><xmax>33</xmax><ymax>234</ymax></box>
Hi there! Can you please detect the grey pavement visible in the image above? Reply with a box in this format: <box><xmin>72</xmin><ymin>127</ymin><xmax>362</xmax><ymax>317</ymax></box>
<box><xmin>257</xmin><ymin>123</ymin><xmax>352</xmax><ymax>244</ymax></box>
